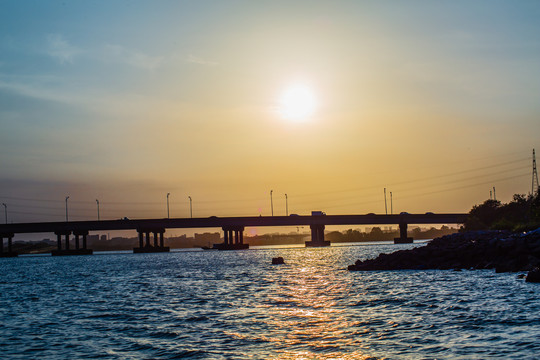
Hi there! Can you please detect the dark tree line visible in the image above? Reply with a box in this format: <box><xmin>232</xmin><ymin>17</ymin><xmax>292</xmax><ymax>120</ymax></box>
<box><xmin>326</xmin><ymin>225</ymin><xmax>456</xmax><ymax>243</ymax></box>
<box><xmin>464</xmin><ymin>193</ymin><xmax>540</xmax><ymax>232</ymax></box>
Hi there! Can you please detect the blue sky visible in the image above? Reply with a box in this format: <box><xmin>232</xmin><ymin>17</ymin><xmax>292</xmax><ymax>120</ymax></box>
<box><xmin>1</xmin><ymin>1</ymin><xmax>539</xmax><ymax>226</ymax></box>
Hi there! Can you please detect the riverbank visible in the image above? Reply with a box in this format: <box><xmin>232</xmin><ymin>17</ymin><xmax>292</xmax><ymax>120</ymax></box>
<box><xmin>348</xmin><ymin>229</ymin><xmax>540</xmax><ymax>273</ymax></box>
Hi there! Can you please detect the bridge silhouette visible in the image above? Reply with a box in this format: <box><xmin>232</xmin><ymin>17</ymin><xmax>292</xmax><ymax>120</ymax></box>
<box><xmin>0</xmin><ymin>212</ymin><xmax>468</xmax><ymax>256</ymax></box>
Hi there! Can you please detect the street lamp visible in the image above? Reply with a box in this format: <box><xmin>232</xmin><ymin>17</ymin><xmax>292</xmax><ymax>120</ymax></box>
<box><xmin>285</xmin><ymin>193</ymin><xmax>288</xmax><ymax>216</ymax></box>
<box><xmin>96</xmin><ymin>199</ymin><xmax>100</xmax><ymax>221</ymax></box>
<box><xmin>384</xmin><ymin>188</ymin><xmax>387</xmax><ymax>215</ymax></box>
<box><xmin>65</xmin><ymin>196</ymin><xmax>70</xmax><ymax>222</ymax></box>
<box><xmin>2</xmin><ymin>203</ymin><xmax>6</xmax><ymax>224</ymax></box>
<box><xmin>188</xmin><ymin>196</ymin><xmax>192</xmax><ymax>218</ymax></box>
<box><xmin>167</xmin><ymin>193</ymin><xmax>170</xmax><ymax>219</ymax></box>
<box><xmin>270</xmin><ymin>190</ymin><xmax>274</xmax><ymax>216</ymax></box>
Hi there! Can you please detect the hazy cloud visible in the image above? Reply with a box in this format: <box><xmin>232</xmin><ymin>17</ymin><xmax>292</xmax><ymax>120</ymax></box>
<box><xmin>186</xmin><ymin>54</ymin><xmax>218</xmax><ymax>66</ymax></box>
<box><xmin>46</xmin><ymin>34</ymin><xmax>81</xmax><ymax>64</ymax></box>
<box><xmin>104</xmin><ymin>44</ymin><xmax>163</xmax><ymax>70</ymax></box>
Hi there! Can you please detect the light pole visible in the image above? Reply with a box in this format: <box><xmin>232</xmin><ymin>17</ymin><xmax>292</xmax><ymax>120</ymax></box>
<box><xmin>390</xmin><ymin>192</ymin><xmax>393</xmax><ymax>215</ymax></box>
<box><xmin>285</xmin><ymin>193</ymin><xmax>288</xmax><ymax>216</ymax></box>
<box><xmin>65</xmin><ymin>196</ymin><xmax>70</xmax><ymax>222</ymax></box>
<box><xmin>2</xmin><ymin>203</ymin><xmax>6</xmax><ymax>224</ymax></box>
<box><xmin>167</xmin><ymin>193</ymin><xmax>170</xmax><ymax>219</ymax></box>
<box><xmin>270</xmin><ymin>190</ymin><xmax>274</xmax><ymax>216</ymax></box>
<box><xmin>384</xmin><ymin>188</ymin><xmax>387</xmax><ymax>215</ymax></box>
<box><xmin>96</xmin><ymin>199</ymin><xmax>100</xmax><ymax>221</ymax></box>
<box><xmin>188</xmin><ymin>196</ymin><xmax>192</xmax><ymax>218</ymax></box>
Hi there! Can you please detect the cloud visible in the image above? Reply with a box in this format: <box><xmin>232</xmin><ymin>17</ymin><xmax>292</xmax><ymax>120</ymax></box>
<box><xmin>104</xmin><ymin>44</ymin><xmax>163</xmax><ymax>70</ymax></box>
<box><xmin>46</xmin><ymin>34</ymin><xmax>81</xmax><ymax>64</ymax></box>
<box><xmin>186</xmin><ymin>54</ymin><xmax>218</xmax><ymax>66</ymax></box>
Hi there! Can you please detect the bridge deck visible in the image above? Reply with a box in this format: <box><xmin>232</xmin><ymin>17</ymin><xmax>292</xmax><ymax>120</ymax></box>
<box><xmin>0</xmin><ymin>213</ymin><xmax>468</xmax><ymax>234</ymax></box>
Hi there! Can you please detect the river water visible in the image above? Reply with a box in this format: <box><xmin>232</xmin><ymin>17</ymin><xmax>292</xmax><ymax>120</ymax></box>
<box><xmin>1</xmin><ymin>243</ymin><xmax>539</xmax><ymax>359</ymax></box>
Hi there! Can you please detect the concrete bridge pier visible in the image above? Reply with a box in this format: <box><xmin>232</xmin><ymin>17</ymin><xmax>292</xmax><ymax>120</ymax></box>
<box><xmin>134</xmin><ymin>228</ymin><xmax>169</xmax><ymax>253</ymax></box>
<box><xmin>305</xmin><ymin>225</ymin><xmax>330</xmax><ymax>247</ymax></box>
<box><xmin>73</xmin><ymin>230</ymin><xmax>93</xmax><ymax>255</ymax></box>
<box><xmin>394</xmin><ymin>222</ymin><xmax>413</xmax><ymax>244</ymax></box>
<box><xmin>52</xmin><ymin>230</ymin><xmax>93</xmax><ymax>255</ymax></box>
<box><xmin>0</xmin><ymin>233</ymin><xmax>17</xmax><ymax>257</ymax></box>
<box><xmin>213</xmin><ymin>226</ymin><xmax>248</xmax><ymax>250</ymax></box>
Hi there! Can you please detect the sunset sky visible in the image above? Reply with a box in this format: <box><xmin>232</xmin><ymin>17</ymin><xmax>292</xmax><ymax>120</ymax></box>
<box><xmin>1</xmin><ymin>1</ymin><xmax>539</xmax><ymax>227</ymax></box>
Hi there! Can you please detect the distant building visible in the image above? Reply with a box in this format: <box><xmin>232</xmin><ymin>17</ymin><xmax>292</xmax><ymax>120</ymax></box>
<box><xmin>194</xmin><ymin>232</ymin><xmax>220</xmax><ymax>242</ymax></box>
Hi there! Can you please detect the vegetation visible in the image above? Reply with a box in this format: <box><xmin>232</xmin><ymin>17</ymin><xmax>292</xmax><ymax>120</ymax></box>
<box><xmin>326</xmin><ymin>225</ymin><xmax>457</xmax><ymax>243</ymax></box>
<box><xmin>463</xmin><ymin>193</ymin><xmax>540</xmax><ymax>232</ymax></box>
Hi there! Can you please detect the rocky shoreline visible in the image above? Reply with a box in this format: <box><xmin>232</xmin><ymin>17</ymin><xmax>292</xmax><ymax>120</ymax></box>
<box><xmin>348</xmin><ymin>229</ymin><xmax>540</xmax><ymax>282</ymax></box>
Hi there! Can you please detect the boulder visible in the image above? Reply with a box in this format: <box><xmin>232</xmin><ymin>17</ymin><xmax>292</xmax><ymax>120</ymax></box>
<box><xmin>525</xmin><ymin>267</ymin><xmax>540</xmax><ymax>283</ymax></box>
<box><xmin>348</xmin><ymin>230</ymin><xmax>540</xmax><ymax>273</ymax></box>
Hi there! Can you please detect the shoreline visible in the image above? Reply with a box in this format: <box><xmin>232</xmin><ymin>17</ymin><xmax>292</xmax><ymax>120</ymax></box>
<box><xmin>348</xmin><ymin>229</ymin><xmax>540</xmax><ymax>276</ymax></box>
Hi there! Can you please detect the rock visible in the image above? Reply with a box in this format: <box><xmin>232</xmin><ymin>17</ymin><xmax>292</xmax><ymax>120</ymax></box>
<box><xmin>348</xmin><ymin>230</ymin><xmax>540</xmax><ymax>272</ymax></box>
<box><xmin>272</xmin><ymin>257</ymin><xmax>284</xmax><ymax>265</ymax></box>
<box><xmin>525</xmin><ymin>267</ymin><xmax>540</xmax><ymax>283</ymax></box>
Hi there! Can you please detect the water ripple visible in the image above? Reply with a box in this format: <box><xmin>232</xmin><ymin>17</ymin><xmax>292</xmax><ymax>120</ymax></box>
<box><xmin>1</xmin><ymin>245</ymin><xmax>539</xmax><ymax>359</ymax></box>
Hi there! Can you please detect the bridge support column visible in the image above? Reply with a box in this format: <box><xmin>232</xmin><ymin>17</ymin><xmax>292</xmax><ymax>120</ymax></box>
<box><xmin>0</xmin><ymin>233</ymin><xmax>17</xmax><ymax>257</ymax></box>
<box><xmin>224</xmin><ymin>230</ymin><xmax>229</xmax><ymax>245</ymax></box>
<box><xmin>214</xmin><ymin>226</ymin><xmax>248</xmax><ymax>250</ymax></box>
<box><xmin>394</xmin><ymin>222</ymin><xmax>413</xmax><ymax>244</ymax></box>
<box><xmin>306</xmin><ymin>225</ymin><xmax>330</xmax><ymax>247</ymax></box>
<box><xmin>53</xmin><ymin>230</ymin><xmax>92</xmax><ymax>255</ymax></box>
<box><xmin>145</xmin><ymin>232</ymin><xmax>151</xmax><ymax>247</ymax></box>
<box><xmin>138</xmin><ymin>232</ymin><xmax>144</xmax><ymax>248</ymax></box>
<box><xmin>134</xmin><ymin>228</ymin><xmax>169</xmax><ymax>253</ymax></box>
<box><xmin>73</xmin><ymin>230</ymin><xmax>91</xmax><ymax>254</ymax></box>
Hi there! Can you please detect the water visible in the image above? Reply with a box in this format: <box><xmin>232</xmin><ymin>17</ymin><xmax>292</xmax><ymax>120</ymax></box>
<box><xmin>1</xmin><ymin>243</ymin><xmax>539</xmax><ymax>359</ymax></box>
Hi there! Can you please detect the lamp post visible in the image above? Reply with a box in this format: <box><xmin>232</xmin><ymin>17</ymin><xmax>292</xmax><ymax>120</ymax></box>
<box><xmin>384</xmin><ymin>188</ymin><xmax>387</xmax><ymax>215</ymax></box>
<box><xmin>270</xmin><ymin>190</ymin><xmax>274</xmax><ymax>216</ymax></box>
<box><xmin>2</xmin><ymin>203</ymin><xmax>6</xmax><ymax>224</ymax></box>
<box><xmin>167</xmin><ymin>193</ymin><xmax>170</xmax><ymax>219</ymax></box>
<box><xmin>188</xmin><ymin>196</ymin><xmax>192</xmax><ymax>218</ymax></box>
<box><xmin>65</xmin><ymin>196</ymin><xmax>70</xmax><ymax>222</ymax></box>
<box><xmin>285</xmin><ymin>193</ymin><xmax>288</xmax><ymax>216</ymax></box>
<box><xmin>96</xmin><ymin>199</ymin><xmax>100</xmax><ymax>221</ymax></box>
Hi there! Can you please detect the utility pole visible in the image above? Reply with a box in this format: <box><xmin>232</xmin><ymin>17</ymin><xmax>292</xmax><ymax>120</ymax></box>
<box><xmin>188</xmin><ymin>196</ymin><xmax>192</xmax><ymax>218</ymax></box>
<box><xmin>384</xmin><ymin>188</ymin><xmax>388</xmax><ymax>215</ymax></box>
<box><xmin>390</xmin><ymin>192</ymin><xmax>393</xmax><ymax>215</ymax></box>
<box><xmin>2</xmin><ymin>203</ymin><xmax>6</xmax><ymax>224</ymax></box>
<box><xmin>490</xmin><ymin>190</ymin><xmax>493</xmax><ymax>200</ymax></box>
<box><xmin>167</xmin><ymin>193</ymin><xmax>170</xmax><ymax>219</ymax></box>
<box><xmin>65</xmin><ymin>196</ymin><xmax>70</xmax><ymax>222</ymax></box>
<box><xmin>533</xmin><ymin>149</ymin><xmax>539</xmax><ymax>195</ymax></box>
<box><xmin>493</xmin><ymin>187</ymin><xmax>496</xmax><ymax>201</ymax></box>
<box><xmin>285</xmin><ymin>193</ymin><xmax>288</xmax><ymax>216</ymax></box>
<box><xmin>96</xmin><ymin>199</ymin><xmax>100</xmax><ymax>221</ymax></box>
<box><xmin>270</xmin><ymin>190</ymin><xmax>274</xmax><ymax>216</ymax></box>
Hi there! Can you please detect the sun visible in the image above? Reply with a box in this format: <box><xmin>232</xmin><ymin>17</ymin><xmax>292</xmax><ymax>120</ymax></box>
<box><xmin>278</xmin><ymin>83</ymin><xmax>317</xmax><ymax>122</ymax></box>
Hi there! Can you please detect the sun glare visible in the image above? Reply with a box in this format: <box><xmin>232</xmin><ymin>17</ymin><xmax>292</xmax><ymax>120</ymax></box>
<box><xmin>278</xmin><ymin>84</ymin><xmax>317</xmax><ymax>122</ymax></box>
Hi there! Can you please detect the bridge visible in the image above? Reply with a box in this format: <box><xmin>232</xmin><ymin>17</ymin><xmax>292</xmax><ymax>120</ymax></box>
<box><xmin>0</xmin><ymin>212</ymin><xmax>468</xmax><ymax>256</ymax></box>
